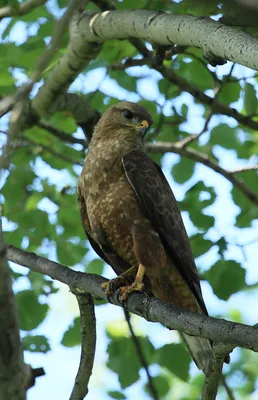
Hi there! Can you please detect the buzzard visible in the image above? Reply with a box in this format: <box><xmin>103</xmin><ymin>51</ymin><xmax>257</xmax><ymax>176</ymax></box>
<box><xmin>78</xmin><ymin>101</ymin><xmax>212</xmax><ymax>372</ymax></box>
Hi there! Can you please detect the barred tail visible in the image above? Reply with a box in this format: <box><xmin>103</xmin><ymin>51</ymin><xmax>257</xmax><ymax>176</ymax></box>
<box><xmin>182</xmin><ymin>333</ymin><xmax>213</xmax><ymax>374</ymax></box>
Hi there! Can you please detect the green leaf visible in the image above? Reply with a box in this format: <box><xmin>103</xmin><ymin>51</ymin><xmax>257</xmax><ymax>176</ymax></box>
<box><xmin>217</xmin><ymin>81</ymin><xmax>241</xmax><ymax>106</ymax></box>
<box><xmin>144</xmin><ymin>375</ymin><xmax>170</xmax><ymax>398</ymax></box>
<box><xmin>22</xmin><ymin>335</ymin><xmax>50</xmax><ymax>353</ymax></box>
<box><xmin>107</xmin><ymin>335</ymin><xmax>154</xmax><ymax>388</ymax></box>
<box><xmin>61</xmin><ymin>317</ymin><xmax>81</xmax><ymax>347</ymax></box>
<box><xmin>204</xmin><ymin>260</ymin><xmax>246</xmax><ymax>300</ymax></box>
<box><xmin>210</xmin><ymin>124</ymin><xmax>239</xmax><ymax>149</ymax></box>
<box><xmin>180</xmin><ymin>181</ymin><xmax>216</xmax><ymax>230</ymax></box>
<box><xmin>17</xmin><ymin>290</ymin><xmax>49</xmax><ymax>331</ymax></box>
<box><xmin>172</xmin><ymin>158</ymin><xmax>195</xmax><ymax>184</ymax></box>
<box><xmin>216</xmin><ymin>237</ymin><xmax>228</xmax><ymax>257</ymax></box>
<box><xmin>56</xmin><ymin>239</ymin><xmax>86</xmax><ymax>266</ymax></box>
<box><xmin>155</xmin><ymin>343</ymin><xmax>191</xmax><ymax>381</ymax></box>
<box><xmin>232</xmin><ymin>184</ymin><xmax>258</xmax><ymax>228</ymax></box>
<box><xmin>108</xmin><ymin>391</ymin><xmax>126</xmax><ymax>400</ymax></box>
<box><xmin>190</xmin><ymin>233</ymin><xmax>213</xmax><ymax>258</ymax></box>
<box><xmin>244</xmin><ymin>83</ymin><xmax>257</xmax><ymax>115</ymax></box>
<box><xmin>86</xmin><ymin>258</ymin><xmax>104</xmax><ymax>274</ymax></box>
<box><xmin>50</xmin><ymin>112</ymin><xmax>77</xmax><ymax>134</ymax></box>
<box><xmin>107</xmin><ymin>336</ymin><xmax>140</xmax><ymax>388</ymax></box>
<box><xmin>176</xmin><ymin>58</ymin><xmax>214</xmax><ymax>91</ymax></box>
<box><xmin>0</xmin><ymin>70</ymin><xmax>15</xmax><ymax>86</ymax></box>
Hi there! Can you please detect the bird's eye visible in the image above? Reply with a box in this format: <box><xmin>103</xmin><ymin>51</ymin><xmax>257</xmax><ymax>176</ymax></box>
<box><xmin>123</xmin><ymin>109</ymin><xmax>133</xmax><ymax>119</ymax></box>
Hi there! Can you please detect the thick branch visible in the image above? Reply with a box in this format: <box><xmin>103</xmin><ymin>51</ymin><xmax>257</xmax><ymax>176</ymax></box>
<box><xmin>145</xmin><ymin>142</ymin><xmax>258</xmax><ymax>205</ymax></box>
<box><xmin>79</xmin><ymin>10</ymin><xmax>258</xmax><ymax>71</ymax></box>
<box><xmin>32</xmin><ymin>11</ymin><xmax>102</xmax><ymax>117</ymax></box>
<box><xmin>6</xmin><ymin>244</ymin><xmax>258</xmax><ymax>352</ymax></box>
<box><xmin>0</xmin><ymin>218</ymin><xmax>26</xmax><ymax>400</ymax></box>
<box><xmin>69</xmin><ymin>294</ymin><xmax>96</xmax><ymax>400</ymax></box>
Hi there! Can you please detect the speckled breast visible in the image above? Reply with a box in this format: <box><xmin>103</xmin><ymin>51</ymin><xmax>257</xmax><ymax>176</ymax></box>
<box><xmin>87</xmin><ymin>173</ymin><xmax>143</xmax><ymax>267</ymax></box>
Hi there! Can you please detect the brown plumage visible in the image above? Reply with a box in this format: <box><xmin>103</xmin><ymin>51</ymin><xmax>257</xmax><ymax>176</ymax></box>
<box><xmin>77</xmin><ymin>101</ymin><xmax>213</xmax><ymax>373</ymax></box>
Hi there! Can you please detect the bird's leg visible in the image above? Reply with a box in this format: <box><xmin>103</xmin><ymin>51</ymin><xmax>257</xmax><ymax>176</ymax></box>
<box><xmin>120</xmin><ymin>263</ymin><xmax>145</xmax><ymax>300</ymax></box>
<box><xmin>102</xmin><ymin>265</ymin><xmax>138</xmax><ymax>296</ymax></box>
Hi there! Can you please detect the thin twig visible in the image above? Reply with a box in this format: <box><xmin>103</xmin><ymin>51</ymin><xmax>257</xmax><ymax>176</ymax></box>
<box><xmin>38</xmin><ymin>121</ymin><xmax>86</xmax><ymax>147</ymax></box>
<box><xmin>177</xmin><ymin>64</ymin><xmax>236</xmax><ymax>149</ymax></box>
<box><xmin>155</xmin><ymin>64</ymin><xmax>258</xmax><ymax>131</ymax></box>
<box><xmin>179</xmin><ymin>110</ymin><xmax>213</xmax><ymax>148</ymax></box>
<box><xmin>0</xmin><ymin>0</ymin><xmax>47</xmax><ymax>19</ymax></box>
<box><xmin>124</xmin><ymin>310</ymin><xmax>159</xmax><ymax>400</ymax></box>
<box><xmin>25</xmin><ymin>139</ymin><xmax>83</xmax><ymax>166</ymax></box>
<box><xmin>228</xmin><ymin>165</ymin><xmax>258</xmax><ymax>173</ymax></box>
<box><xmin>221</xmin><ymin>375</ymin><xmax>236</xmax><ymax>400</ymax></box>
<box><xmin>145</xmin><ymin>142</ymin><xmax>258</xmax><ymax>205</ymax></box>
<box><xmin>69</xmin><ymin>293</ymin><xmax>96</xmax><ymax>400</ymax></box>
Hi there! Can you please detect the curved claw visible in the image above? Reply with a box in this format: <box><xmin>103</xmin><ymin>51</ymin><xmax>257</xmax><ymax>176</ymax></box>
<box><xmin>102</xmin><ymin>275</ymin><xmax>132</xmax><ymax>296</ymax></box>
<box><xmin>120</xmin><ymin>281</ymin><xmax>144</xmax><ymax>301</ymax></box>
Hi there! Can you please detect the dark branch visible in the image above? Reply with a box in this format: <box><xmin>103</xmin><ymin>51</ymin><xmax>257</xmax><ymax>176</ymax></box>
<box><xmin>145</xmin><ymin>142</ymin><xmax>258</xmax><ymax>206</ymax></box>
<box><xmin>124</xmin><ymin>310</ymin><xmax>159</xmax><ymax>400</ymax></box>
<box><xmin>38</xmin><ymin>121</ymin><xmax>86</xmax><ymax>147</ymax></box>
<box><xmin>6</xmin><ymin>244</ymin><xmax>258</xmax><ymax>352</ymax></box>
<box><xmin>0</xmin><ymin>217</ymin><xmax>26</xmax><ymax>399</ymax></box>
<box><xmin>69</xmin><ymin>294</ymin><xmax>96</xmax><ymax>400</ymax></box>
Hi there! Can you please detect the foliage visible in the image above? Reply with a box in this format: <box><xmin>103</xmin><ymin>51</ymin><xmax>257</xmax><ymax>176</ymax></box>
<box><xmin>0</xmin><ymin>0</ymin><xmax>258</xmax><ymax>399</ymax></box>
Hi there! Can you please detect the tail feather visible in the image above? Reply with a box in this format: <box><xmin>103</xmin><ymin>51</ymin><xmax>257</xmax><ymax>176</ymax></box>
<box><xmin>182</xmin><ymin>333</ymin><xmax>213</xmax><ymax>374</ymax></box>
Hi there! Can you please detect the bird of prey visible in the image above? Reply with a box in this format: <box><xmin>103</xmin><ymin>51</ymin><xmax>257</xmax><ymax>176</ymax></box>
<box><xmin>78</xmin><ymin>101</ymin><xmax>213</xmax><ymax>372</ymax></box>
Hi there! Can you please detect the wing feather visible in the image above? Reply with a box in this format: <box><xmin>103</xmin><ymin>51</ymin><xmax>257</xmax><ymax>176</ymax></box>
<box><xmin>122</xmin><ymin>148</ymin><xmax>207</xmax><ymax>315</ymax></box>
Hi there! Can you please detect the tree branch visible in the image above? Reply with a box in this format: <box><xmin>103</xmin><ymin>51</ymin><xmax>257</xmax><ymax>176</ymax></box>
<box><xmin>38</xmin><ymin>121</ymin><xmax>86</xmax><ymax>147</ymax></box>
<box><xmin>78</xmin><ymin>10</ymin><xmax>258</xmax><ymax>70</ymax></box>
<box><xmin>202</xmin><ymin>342</ymin><xmax>236</xmax><ymax>400</ymax></box>
<box><xmin>69</xmin><ymin>293</ymin><xmax>96</xmax><ymax>400</ymax></box>
<box><xmin>145</xmin><ymin>142</ymin><xmax>258</xmax><ymax>205</ymax></box>
<box><xmin>6</xmin><ymin>244</ymin><xmax>258</xmax><ymax>352</ymax></box>
<box><xmin>32</xmin><ymin>11</ymin><xmax>102</xmax><ymax>117</ymax></box>
<box><xmin>124</xmin><ymin>310</ymin><xmax>159</xmax><ymax>400</ymax></box>
<box><xmin>202</xmin><ymin>354</ymin><xmax>224</xmax><ymax>400</ymax></box>
<box><xmin>0</xmin><ymin>0</ymin><xmax>47</xmax><ymax>19</ymax></box>
<box><xmin>0</xmin><ymin>215</ymin><xmax>26</xmax><ymax>400</ymax></box>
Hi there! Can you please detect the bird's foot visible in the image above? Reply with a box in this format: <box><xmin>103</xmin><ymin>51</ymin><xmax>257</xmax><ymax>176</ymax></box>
<box><xmin>102</xmin><ymin>275</ymin><xmax>131</xmax><ymax>296</ymax></box>
<box><xmin>120</xmin><ymin>280</ymin><xmax>144</xmax><ymax>301</ymax></box>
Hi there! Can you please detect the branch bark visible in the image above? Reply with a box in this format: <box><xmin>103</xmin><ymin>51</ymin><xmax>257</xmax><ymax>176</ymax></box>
<box><xmin>6</xmin><ymin>244</ymin><xmax>258</xmax><ymax>352</ymax></box>
<box><xmin>77</xmin><ymin>10</ymin><xmax>258</xmax><ymax>71</ymax></box>
<box><xmin>0</xmin><ymin>217</ymin><xmax>26</xmax><ymax>400</ymax></box>
<box><xmin>32</xmin><ymin>11</ymin><xmax>102</xmax><ymax>117</ymax></box>
<box><xmin>69</xmin><ymin>294</ymin><xmax>96</xmax><ymax>400</ymax></box>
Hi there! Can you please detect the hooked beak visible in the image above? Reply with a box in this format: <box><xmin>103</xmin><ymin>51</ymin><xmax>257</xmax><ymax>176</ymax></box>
<box><xmin>139</xmin><ymin>120</ymin><xmax>149</xmax><ymax>137</ymax></box>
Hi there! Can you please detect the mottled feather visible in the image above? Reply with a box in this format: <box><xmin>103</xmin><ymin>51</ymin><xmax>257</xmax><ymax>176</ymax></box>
<box><xmin>77</xmin><ymin>101</ymin><xmax>213</xmax><ymax>373</ymax></box>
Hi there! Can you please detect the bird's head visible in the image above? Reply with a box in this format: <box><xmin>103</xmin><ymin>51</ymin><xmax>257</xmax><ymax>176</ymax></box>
<box><xmin>93</xmin><ymin>101</ymin><xmax>153</xmax><ymax>141</ymax></box>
